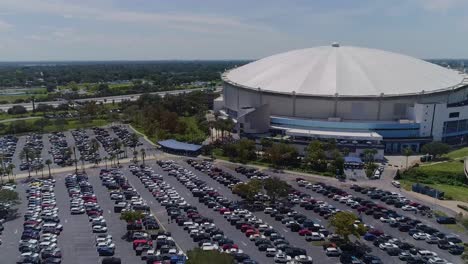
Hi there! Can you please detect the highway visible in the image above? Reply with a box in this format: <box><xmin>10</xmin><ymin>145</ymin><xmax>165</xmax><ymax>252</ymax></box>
<box><xmin>0</xmin><ymin>87</ymin><xmax>220</xmax><ymax>111</ymax></box>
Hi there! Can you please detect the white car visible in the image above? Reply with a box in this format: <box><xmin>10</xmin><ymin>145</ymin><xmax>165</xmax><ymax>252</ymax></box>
<box><xmin>92</xmin><ymin>225</ymin><xmax>108</xmax><ymax>233</ymax></box>
<box><xmin>266</xmin><ymin>247</ymin><xmax>277</xmax><ymax>257</ymax></box>
<box><xmin>201</xmin><ymin>242</ymin><xmax>218</xmax><ymax>251</ymax></box>
<box><xmin>428</xmin><ymin>257</ymin><xmax>452</xmax><ymax>264</ymax></box>
<box><xmin>392</xmin><ymin>181</ymin><xmax>401</xmax><ymax>188</ymax></box>
<box><xmin>413</xmin><ymin>232</ymin><xmax>429</xmax><ymax>240</ymax></box>
<box><xmin>95</xmin><ymin>234</ymin><xmax>112</xmax><ymax>241</ymax></box>
<box><xmin>305</xmin><ymin>232</ymin><xmax>324</xmax><ymax>241</ymax></box>
<box><xmin>274</xmin><ymin>252</ymin><xmax>291</xmax><ymax>263</ymax></box>
<box><xmin>402</xmin><ymin>205</ymin><xmax>417</xmax><ymax>211</ymax></box>
<box><xmin>379</xmin><ymin>216</ymin><xmax>395</xmax><ymax>223</ymax></box>
<box><xmin>96</xmin><ymin>241</ymin><xmax>115</xmax><ymax>249</ymax></box>
<box><xmin>379</xmin><ymin>243</ymin><xmax>398</xmax><ymax>250</ymax></box>
<box><xmin>325</xmin><ymin>247</ymin><xmax>341</xmax><ymax>257</ymax></box>
<box><xmin>39</xmin><ymin>241</ymin><xmax>57</xmax><ymax>250</ymax></box>
<box><xmin>294</xmin><ymin>255</ymin><xmax>313</xmax><ymax>263</ymax></box>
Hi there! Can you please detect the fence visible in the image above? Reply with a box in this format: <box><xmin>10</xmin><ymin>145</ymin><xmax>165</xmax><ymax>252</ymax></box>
<box><xmin>412</xmin><ymin>183</ymin><xmax>444</xmax><ymax>199</ymax></box>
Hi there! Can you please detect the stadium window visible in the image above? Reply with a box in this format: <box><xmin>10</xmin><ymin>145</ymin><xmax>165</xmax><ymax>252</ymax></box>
<box><xmin>449</xmin><ymin>112</ymin><xmax>459</xmax><ymax>118</ymax></box>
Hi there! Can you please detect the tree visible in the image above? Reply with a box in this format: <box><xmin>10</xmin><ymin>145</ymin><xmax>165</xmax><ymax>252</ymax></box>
<box><xmin>186</xmin><ymin>248</ymin><xmax>235</xmax><ymax>264</ymax></box>
<box><xmin>330</xmin><ymin>149</ymin><xmax>345</xmax><ymax>176</ymax></box>
<box><xmin>45</xmin><ymin>159</ymin><xmax>52</xmax><ymax>178</ymax></box>
<box><xmin>33</xmin><ymin>118</ymin><xmax>50</xmax><ymax>132</ymax></box>
<box><xmin>421</xmin><ymin>142</ymin><xmax>451</xmax><ymax>158</ymax></box>
<box><xmin>236</xmin><ymin>139</ymin><xmax>256</xmax><ymax>163</ymax></box>
<box><xmin>130</xmin><ymin>133</ymin><xmax>140</xmax><ymax>152</ymax></box>
<box><xmin>305</xmin><ymin>140</ymin><xmax>327</xmax><ymax>171</ymax></box>
<box><xmin>6</xmin><ymin>163</ymin><xmax>15</xmax><ymax>182</ymax></box>
<box><xmin>19</xmin><ymin>147</ymin><xmax>36</xmax><ymax>178</ymax></box>
<box><xmin>362</xmin><ymin>149</ymin><xmax>377</xmax><ymax>165</ymax></box>
<box><xmin>140</xmin><ymin>148</ymin><xmax>146</xmax><ymax>166</ymax></box>
<box><xmin>403</xmin><ymin>147</ymin><xmax>413</xmax><ymax>169</ymax></box>
<box><xmin>103</xmin><ymin>156</ymin><xmax>108</xmax><ymax>169</ymax></box>
<box><xmin>133</xmin><ymin>150</ymin><xmax>139</xmax><ymax>163</ymax></box>
<box><xmin>7</xmin><ymin>105</ymin><xmax>27</xmax><ymax>115</ymax></box>
<box><xmin>67</xmin><ymin>81</ymin><xmax>79</xmax><ymax>92</ymax></box>
<box><xmin>329</xmin><ymin>211</ymin><xmax>366</xmax><ymax>242</ymax></box>
<box><xmin>394</xmin><ymin>169</ymin><xmax>401</xmax><ymax>180</ymax></box>
<box><xmin>263</xmin><ymin>177</ymin><xmax>290</xmax><ymax>203</ymax></box>
<box><xmin>260</xmin><ymin>138</ymin><xmax>273</xmax><ymax>151</ymax></box>
<box><xmin>120</xmin><ymin>210</ymin><xmax>144</xmax><ymax>222</ymax></box>
<box><xmin>232</xmin><ymin>179</ymin><xmax>262</xmax><ymax>201</ymax></box>
<box><xmin>342</xmin><ymin>147</ymin><xmax>350</xmax><ymax>157</ymax></box>
<box><xmin>0</xmin><ymin>189</ymin><xmax>20</xmax><ymax>204</ymax></box>
<box><xmin>264</xmin><ymin>143</ymin><xmax>298</xmax><ymax>168</ymax></box>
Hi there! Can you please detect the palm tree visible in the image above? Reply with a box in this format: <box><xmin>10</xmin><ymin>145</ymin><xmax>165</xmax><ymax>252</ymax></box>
<box><xmin>0</xmin><ymin>152</ymin><xmax>6</xmax><ymax>183</ymax></box>
<box><xmin>110</xmin><ymin>153</ymin><xmax>116</xmax><ymax>167</ymax></box>
<box><xmin>45</xmin><ymin>159</ymin><xmax>52</xmax><ymax>178</ymax></box>
<box><xmin>130</xmin><ymin>134</ymin><xmax>139</xmax><ymax>152</ymax></box>
<box><xmin>90</xmin><ymin>138</ymin><xmax>100</xmax><ymax>156</ymax></box>
<box><xmin>20</xmin><ymin>147</ymin><xmax>35</xmax><ymax>178</ymax></box>
<box><xmin>40</xmin><ymin>163</ymin><xmax>45</xmax><ymax>179</ymax></box>
<box><xmin>7</xmin><ymin>163</ymin><xmax>15</xmax><ymax>182</ymax></box>
<box><xmin>122</xmin><ymin>142</ymin><xmax>128</xmax><ymax>158</ymax></box>
<box><xmin>112</xmin><ymin>138</ymin><xmax>122</xmax><ymax>158</ymax></box>
<box><xmin>133</xmin><ymin>150</ymin><xmax>139</xmax><ymax>163</ymax></box>
<box><xmin>103</xmin><ymin>156</ymin><xmax>108</xmax><ymax>169</ymax></box>
<box><xmin>403</xmin><ymin>147</ymin><xmax>413</xmax><ymax>169</ymax></box>
<box><xmin>141</xmin><ymin>149</ymin><xmax>146</xmax><ymax>166</ymax></box>
<box><xmin>80</xmin><ymin>156</ymin><xmax>85</xmax><ymax>172</ymax></box>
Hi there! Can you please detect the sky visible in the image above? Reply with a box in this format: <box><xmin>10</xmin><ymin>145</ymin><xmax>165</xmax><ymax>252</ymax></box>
<box><xmin>0</xmin><ymin>0</ymin><xmax>467</xmax><ymax>61</ymax></box>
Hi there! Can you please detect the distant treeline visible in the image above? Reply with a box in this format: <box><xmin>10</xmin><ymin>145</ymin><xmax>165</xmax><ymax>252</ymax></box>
<box><xmin>0</xmin><ymin>61</ymin><xmax>250</xmax><ymax>88</ymax></box>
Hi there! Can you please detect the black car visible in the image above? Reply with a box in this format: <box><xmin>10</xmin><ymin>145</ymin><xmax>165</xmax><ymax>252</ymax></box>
<box><xmin>436</xmin><ymin>217</ymin><xmax>456</xmax><ymax>224</ymax></box>
<box><xmin>362</xmin><ymin>254</ymin><xmax>383</xmax><ymax>264</ymax></box>
<box><xmin>448</xmin><ymin>245</ymin><xmax>464</xmax><ymax>255</ymax></box>
<box><xmin>284</xmin><ymin>247</ymin><xmax>306</xmax><ymax>257</ymax></box>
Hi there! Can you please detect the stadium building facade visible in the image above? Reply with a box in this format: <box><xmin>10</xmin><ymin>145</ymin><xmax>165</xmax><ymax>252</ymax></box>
<box><xmin>214</xmin><ymin>44</ymin><xmax>468</xmax><ymax>158</ymax></box>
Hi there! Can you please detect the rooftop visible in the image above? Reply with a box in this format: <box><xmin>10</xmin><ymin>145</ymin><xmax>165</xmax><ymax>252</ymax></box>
<box><xmin>224</xmin><ymin>44</ymin><xmax>465</xmax><ymax>97</ymax></box>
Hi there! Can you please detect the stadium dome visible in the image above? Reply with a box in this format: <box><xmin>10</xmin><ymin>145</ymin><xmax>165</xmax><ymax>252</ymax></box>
<box><xmin>224</xmin><ymin>44</ymin><xmax>464</xmax><ymax>97</ymax></box>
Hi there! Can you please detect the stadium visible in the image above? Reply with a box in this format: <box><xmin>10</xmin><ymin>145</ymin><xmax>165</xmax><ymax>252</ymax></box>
<box><xmin>214</xmin><ymin>43</ymin><xmax>468</xmax><ymax>158</ymax></box>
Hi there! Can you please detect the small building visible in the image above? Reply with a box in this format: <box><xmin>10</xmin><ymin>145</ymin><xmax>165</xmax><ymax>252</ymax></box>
<box><xmin>157</xmin><ymin>139</ymin><xmax>202</xmax><ymax>156</ymax></box>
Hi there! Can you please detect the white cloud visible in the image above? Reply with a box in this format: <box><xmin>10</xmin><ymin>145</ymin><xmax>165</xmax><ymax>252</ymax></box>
<box><xmin>0</xmin><ymin>0</ymin><xmax>271</xmax><ymax>34</ymax></box>
<box><xmin>0</xmin><ymin>19</ymin><xmax>13</xmax><ymax>31</ymax></box>
<box><xmin>415</xmin><ymin>0</ymin><xmax>466</xmax><ymax>12</ymax></box>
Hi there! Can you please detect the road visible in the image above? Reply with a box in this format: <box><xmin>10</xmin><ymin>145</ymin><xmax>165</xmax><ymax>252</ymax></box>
<box><xmin>0</xmin><ymin>87</ymin><xmax>220</xmax><ymax>111</ymax></box>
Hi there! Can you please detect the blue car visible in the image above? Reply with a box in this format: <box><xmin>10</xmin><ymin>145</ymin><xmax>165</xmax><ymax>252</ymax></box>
<box><xmin>97</xmin><ymin>246</ymin><xmax>115</xmax><ymax>256</ymax></box>
<box><xmin>363</xmin><ymin>233</ymin><xmax>377</xmax><ymax>241</ymax></box>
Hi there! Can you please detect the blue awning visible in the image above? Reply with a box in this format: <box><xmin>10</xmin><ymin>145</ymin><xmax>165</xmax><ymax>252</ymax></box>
<box><xmin>344</xmin><ymin>156</ymin><xmax>363</xmax><ymax>164</ymax></box>
<box><xmin>158</xmin><ymin>139</ymin><xmax>202</xmax><ymax>152</ymax></box>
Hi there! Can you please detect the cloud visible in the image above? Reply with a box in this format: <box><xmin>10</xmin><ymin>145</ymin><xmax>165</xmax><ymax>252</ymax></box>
<box><xmin>415</xmin><ymin>0</ymin><xmax>466</xmax><ymax>12</ymax></box>
<box><xmin>0</xmin><ymin>19</ymin><xmax>13</xmax><ymax>31</ymax></box>
<box><xmin>0</xmin><ymin>0</ymin><xmax>271</xmax><ymax>34</ymax></box>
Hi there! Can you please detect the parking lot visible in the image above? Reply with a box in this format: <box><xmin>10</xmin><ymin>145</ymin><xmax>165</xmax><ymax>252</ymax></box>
<box><xmin>3</xmin><ymin>125</ymin><xmax>153</xmax><ymax>176</ymax></box>
<box><xmin>0</xmin><ymin>127</ymin><xmax>466</xmax><ymax>264</ymax></box>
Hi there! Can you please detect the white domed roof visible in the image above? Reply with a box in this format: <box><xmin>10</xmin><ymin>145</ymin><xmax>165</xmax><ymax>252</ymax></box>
<box><xmin>224</xmin><ymin>45</ymin><xmax>464</xmax><ymax>97</ymax></box>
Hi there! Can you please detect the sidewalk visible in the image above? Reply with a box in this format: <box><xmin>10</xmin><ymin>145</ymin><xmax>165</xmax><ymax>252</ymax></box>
<box><xmin>11</xmin><ymin>152</ymin><xmax>176</xmax><ymax>180</ymax></box>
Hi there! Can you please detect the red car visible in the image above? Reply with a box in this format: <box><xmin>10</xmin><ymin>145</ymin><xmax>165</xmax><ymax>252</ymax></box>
<box><xmin>133</xmin><ymin>239</ymin><xmax>152</xmax><ymax>250</ymax></box>
<box><xmin>245</xmin><ymin>229</ymin><xmax>259</xmax><ymax>237</ymax></box>
<box><xmin>298</xmin><ymin>229</ymin><xmax>312</xmax><ymax>236</ymax></box>
<box><xmin>222</xmin><ymin>243</ymin><xmax>239</xmax><ymax>250</ymax></box>
<box><xmin>240</xmin><ymin>224</ymin><xmax>253</xmax><ymax>233</ymax></box>
<box><xmin>219</xmin><ymin>208</ymin><xmax>230</xmax><ymax>214</ymax></box>
<box><xmin>367</xmin><ymin>229</ymin><xmax>384</xmax><ymax>236</ymax></box>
